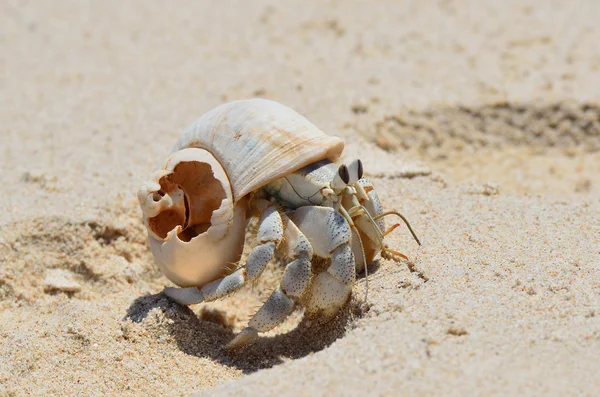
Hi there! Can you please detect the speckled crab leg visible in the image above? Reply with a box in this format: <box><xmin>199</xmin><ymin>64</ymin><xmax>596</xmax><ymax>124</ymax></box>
<box><xmin>226</xmin><ymin>216</ymin><xmax>313</xmax><ymax>350</ymax></box>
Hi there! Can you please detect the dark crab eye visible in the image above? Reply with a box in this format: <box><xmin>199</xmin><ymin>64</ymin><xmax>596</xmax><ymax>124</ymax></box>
<box><xmin>347</xmin><ymin>159</ymin><xmax>363</xmax><ymax>183</ymax></box>
<box><xmin>338</xmin><ymin>164</ymin><xmax>350</xmax><ymax>184</ymax></box>
<box><xmin>356</xmin><ymin>159</ymin><xmax>363</xmax><ymax>180</ymax></box>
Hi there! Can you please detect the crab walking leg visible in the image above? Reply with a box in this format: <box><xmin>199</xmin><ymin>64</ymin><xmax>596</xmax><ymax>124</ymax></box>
<box><xmin>164</xmin><ymin>200</ymin><xmax>283</xmax><ymax>305</ymax></box>
<box><xmin>293</xmin><ymin>206</ymin><xmax>356</xmax><ymax>319</ymax></box>
<box><xmin>227</xmin><ymin>217</ymin><xmax>313</xmax><ymax>349</ymax></box>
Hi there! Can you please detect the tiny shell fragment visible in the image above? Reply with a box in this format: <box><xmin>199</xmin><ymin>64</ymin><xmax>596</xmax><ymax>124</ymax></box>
<box><xmin>44</xmin><ymin>269</ymin><xmax>82</xmax><ymax>293</ymax></box>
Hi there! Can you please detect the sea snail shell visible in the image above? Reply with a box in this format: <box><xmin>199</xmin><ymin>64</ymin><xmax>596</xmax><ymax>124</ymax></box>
<box><xmin>138</xmin><ymin>99</ymin><xmax>344</xmax><ymax>287</ymax></box>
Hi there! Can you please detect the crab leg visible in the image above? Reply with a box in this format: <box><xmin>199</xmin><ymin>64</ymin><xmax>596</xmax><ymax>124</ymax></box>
<box><xmin>227</xmin><ymin>218</ymin><xmax>313</xmax><ymax>349</ymax></box>
<box><xmin>164</xmin><ymin>200</ymin><xmax>282</xmax><ymax>305</ymax></box>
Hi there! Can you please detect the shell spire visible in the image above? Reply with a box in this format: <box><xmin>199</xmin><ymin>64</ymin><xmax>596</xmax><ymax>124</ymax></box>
<box><xmin>173</xmin><ymin>98</ymin><xmax>344</xmax><ymax>200</ymax></box>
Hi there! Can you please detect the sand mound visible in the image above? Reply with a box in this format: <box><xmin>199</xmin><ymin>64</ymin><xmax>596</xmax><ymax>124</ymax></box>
<box><xmin>351</xmin><ymin>100</ymin><xmax>600</xmax><ymax>198</ymax></box>
<box><xmin>0</xmin><ymin>205</ymin><xmax>159</xmax><ymax>305</ymax></box>
<box><xmin>364</xmin><ymin>101</ymin><xmax>600</xmax><ymax>154</ymax></box>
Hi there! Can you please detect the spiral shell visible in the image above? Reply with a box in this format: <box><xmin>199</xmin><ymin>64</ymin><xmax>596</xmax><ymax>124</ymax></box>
<box><xmin>138</xmin><ymin>99</ymin><xmax>344</xmax><ymax>287</ymax></box>
<box><xmin>175</xmin><ymin>99</ymin><xmax>344</xmax><ymax>199</ymax></box>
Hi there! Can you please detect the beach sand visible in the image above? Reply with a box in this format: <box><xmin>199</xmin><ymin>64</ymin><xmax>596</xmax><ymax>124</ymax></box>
<box><xmin>1</xmin><ymin>1</ymin><xmax>599</xmax><ymax>396</ymax></box>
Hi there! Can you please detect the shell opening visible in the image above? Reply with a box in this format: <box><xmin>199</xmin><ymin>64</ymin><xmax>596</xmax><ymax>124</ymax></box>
<box><xmin>147</xmin><ymin>161</ymin><xmax>226</xmax><ymax>242</ymax></box>
<box><xmin>139</xmin><ymin>147</ymin><xmax>246</xmax><ymax>287</ymax></box>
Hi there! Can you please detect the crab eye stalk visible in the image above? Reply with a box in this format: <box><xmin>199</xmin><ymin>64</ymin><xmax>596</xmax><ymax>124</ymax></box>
<box><xmin>347</xmin><ymin>159</ymin><xmax>363</xmax><ymax>183</ymax></box>
<box><xmin>331</xmin><ymin>164</ymin><xmax>350</xmax><ymax>190</ymax></box>
<box><xmin>339</xmin><ymin>164</ymin><xmax>350</xmax><ymax>184</ymax></box>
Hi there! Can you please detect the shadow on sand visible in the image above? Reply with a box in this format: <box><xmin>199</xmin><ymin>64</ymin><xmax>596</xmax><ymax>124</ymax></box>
<box><xmin>125</xmin><ymin>261</ymin><xmax>381</xmax><ymax>373</ymax></box>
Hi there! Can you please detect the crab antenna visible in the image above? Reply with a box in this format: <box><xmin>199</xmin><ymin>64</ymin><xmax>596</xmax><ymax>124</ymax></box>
<box><xmin>373</xmin><ymin>211</ymin><xmax>421</xmax><ymax>246</ymax></box>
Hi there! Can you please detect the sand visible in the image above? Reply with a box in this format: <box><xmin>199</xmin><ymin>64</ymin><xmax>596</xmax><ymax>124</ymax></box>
<box><xmin>1</xmin><ymin>0</ymin><xmax>599</xmax><ymax>396</ymax></box>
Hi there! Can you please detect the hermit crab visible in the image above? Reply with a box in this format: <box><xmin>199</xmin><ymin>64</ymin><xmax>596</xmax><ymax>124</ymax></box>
<box><xmin>138</xmin><ymin>99</ymin><xmax>420</xmax><ymax>349</ymax></box>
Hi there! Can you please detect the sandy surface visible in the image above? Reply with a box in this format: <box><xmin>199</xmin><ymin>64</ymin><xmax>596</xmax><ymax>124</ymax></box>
<box><xmin>1</xmin><ymin>0</ymin><xmax>599</xmax><ymax>396</ymax></box>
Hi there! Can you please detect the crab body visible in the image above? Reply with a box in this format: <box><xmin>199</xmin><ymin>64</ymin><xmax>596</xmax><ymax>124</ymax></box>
<box><xmin>264</xmin><ymin>159</ymin><xmax>339</xmax><ymax>208</ymax></box>
<box><xmin>138</xmin><ymin>99</ymin><xmax>419</xmax><ymax>349</ymax></box>
<box><xmin>263</xmin><ymin>159</ymin><xmax>386</xmax><ymax>268</ymax></box>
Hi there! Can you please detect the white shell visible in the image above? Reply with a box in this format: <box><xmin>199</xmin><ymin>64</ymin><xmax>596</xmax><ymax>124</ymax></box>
<box><xmin>138</xmin><ymin>148</ymin><xmax>248</xmax><ymax>287</ymax></box>
<box><xmin>139</xmin><ymin>99</ymin><xmax>344</xmax><ymax>287</ymax></box>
